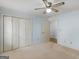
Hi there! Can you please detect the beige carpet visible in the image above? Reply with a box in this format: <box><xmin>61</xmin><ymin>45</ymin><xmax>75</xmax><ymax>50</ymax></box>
<box><xmin>0</xmin><ymin>42</ymin><xmax>79</xmax><ymax>59</ymax></box>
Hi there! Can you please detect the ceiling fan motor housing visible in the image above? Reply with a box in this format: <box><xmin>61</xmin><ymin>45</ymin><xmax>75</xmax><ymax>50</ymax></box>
<box><xmin>48</xmin><ymin>2</ymin><xmax>52</xmax><ymax>8</ymax></box>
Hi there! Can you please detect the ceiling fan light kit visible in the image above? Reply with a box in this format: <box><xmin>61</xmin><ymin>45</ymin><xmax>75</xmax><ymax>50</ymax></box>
<box><xmin>46</xmin><ymin>8</ymin><xmax>52</xmax><ymax>13</ymax></box>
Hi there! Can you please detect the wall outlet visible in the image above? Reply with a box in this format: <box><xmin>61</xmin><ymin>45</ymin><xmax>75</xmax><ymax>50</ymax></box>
<box><xmin>63</xmin><ymin>40</ymin><xmax>72</xmax><ymax>44</ymax></box>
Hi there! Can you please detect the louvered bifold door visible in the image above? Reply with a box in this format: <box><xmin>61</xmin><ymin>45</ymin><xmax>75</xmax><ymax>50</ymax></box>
<box><xmin>1</xmin><ymin>16</ymin><xmax>32</xmax><ymax>52</ymax></box>
<box><xmin>12</xmin><ymin>17</ymin><xmax>19</xmax><ymax>49</ymax></box>
<box><xmin>19</xmin><ymin>19</ymin><xmax>26</xmax><ymax>48</ymax></box>
<box><xmin>25</xmin><ymin>20</ymin><xmax>32</xmax><ymax>46</ymax></box>
<box><xmin>3</xmin><ymin>16</ymin><xmax>12</xmax><ymax>52</ymax></box>
<box><xmin>19</xmin><ymin>19</ymin><xmax>32</xmax><ymax>48</ymax></box>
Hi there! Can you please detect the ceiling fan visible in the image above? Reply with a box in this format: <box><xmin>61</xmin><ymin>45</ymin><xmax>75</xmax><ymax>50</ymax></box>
<box><xmin>34</xmin><ymin>0</ymin><xmax>65</xmax><ymax>14</ymax></box>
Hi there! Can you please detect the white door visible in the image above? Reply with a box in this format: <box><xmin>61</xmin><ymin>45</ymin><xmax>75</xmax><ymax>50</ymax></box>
<box><xmin>12</xmin><ymin>17</ymin><xmax>19</xmax><ymax>49</ymax></box>
<box><xmin>41</xmin><ymin>20</ymin><xmax>50</xmax><ymax>43</ymax></box>
<box><xmin>0</xmin><ymin>15</ymin><xmax>3</xmax><ymax>53</ymax></box>
<box><xmin>4</xmin><ymin>16</ymin><xmax>12</xmax><ymax>52</ymax></box>
<box><xmin>32</xmin><ymin>19</ymin><xmax>49</xmax><ymax>44</ymax></box>
<box><xmin>32</xmin><ymin>19</ymin><xmax>42</xmax><ymax>44</ymax></box>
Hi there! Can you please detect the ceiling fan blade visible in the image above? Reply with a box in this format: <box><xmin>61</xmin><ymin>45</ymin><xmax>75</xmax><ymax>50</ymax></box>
<box><xmin>43</xmin><ymin>0</ymin><xmax>48</xmax><ymax>2</ymax></box>
<box><xmin>51</xmin><ymin>8</ymin><xmax>59</xmax><ymax>12</ymax></box>
<box><xmin>42</xmin><ymin>0</ymin><xmax>49</xmax><ymax>7</ymax></box>
<box><xmin>34</xmin><ymin>7</ymin><xmax>45</xmax><ymax>10</ymax></box>
<box><xmin>53</xmin><ymin>2</ymin><xmax>65</xmax><ymax>7</ymax></box>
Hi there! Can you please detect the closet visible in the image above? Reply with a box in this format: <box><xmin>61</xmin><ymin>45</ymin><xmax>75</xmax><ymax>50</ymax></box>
<box><xmin>0</xmin><ymin>15</ymin><xmax>32</xmax><ymax>53</ymax></box>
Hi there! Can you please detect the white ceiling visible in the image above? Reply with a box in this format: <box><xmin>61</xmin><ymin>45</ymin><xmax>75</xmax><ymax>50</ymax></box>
<box><xmin>56</xmin><ymin>0</ymin><xmax>79</xmax><ymax>13</ymax></box>
<box><xmin>0</xmin><ymin>0</ymin><xmax>44</xmax><ymax>13</ymax></box>
<box><xmin>0</xmin><ymin>0</ymin><xmax>79</xmax><ymax>17</ymax></box>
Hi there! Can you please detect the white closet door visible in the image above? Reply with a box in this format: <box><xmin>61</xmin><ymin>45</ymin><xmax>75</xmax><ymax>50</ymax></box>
<box><xmin>0</xmin><ymin>15</ymin><xmax>3</xmax><ymax>53</ymax></box>
<box><xmin>42</xmin><ymin>20</ymin><xmax>50</xmax><ymax>43</ymax></box>
<box><xmin>4</xmin><ymin>16</ymin><xmax>12</xmax><ymax>52</ymax></box>
<box><xmin>32</xmin><ymin>19</ymin><xmax>42</xmax><ymax>44</ymax></box>
<box><xmin>12</xmin><ymin>17</ymin><xmax>19</xmax><ymax>49</ymax></box>
<box><xmin>19</xmin><ymin>19</ymin><xmax>26</xmax><ymax>48</ymax></box>
<box><xmin>25</xmin><ymin>20</ymin><xmax>32</xmax><ymax>46</ymax></box>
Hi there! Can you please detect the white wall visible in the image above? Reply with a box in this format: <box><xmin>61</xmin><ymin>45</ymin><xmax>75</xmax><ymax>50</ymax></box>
<box><xmin>50</xmin><ymin>11</ymin><xmax>79</xmax><ymax>50</ymax></box>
